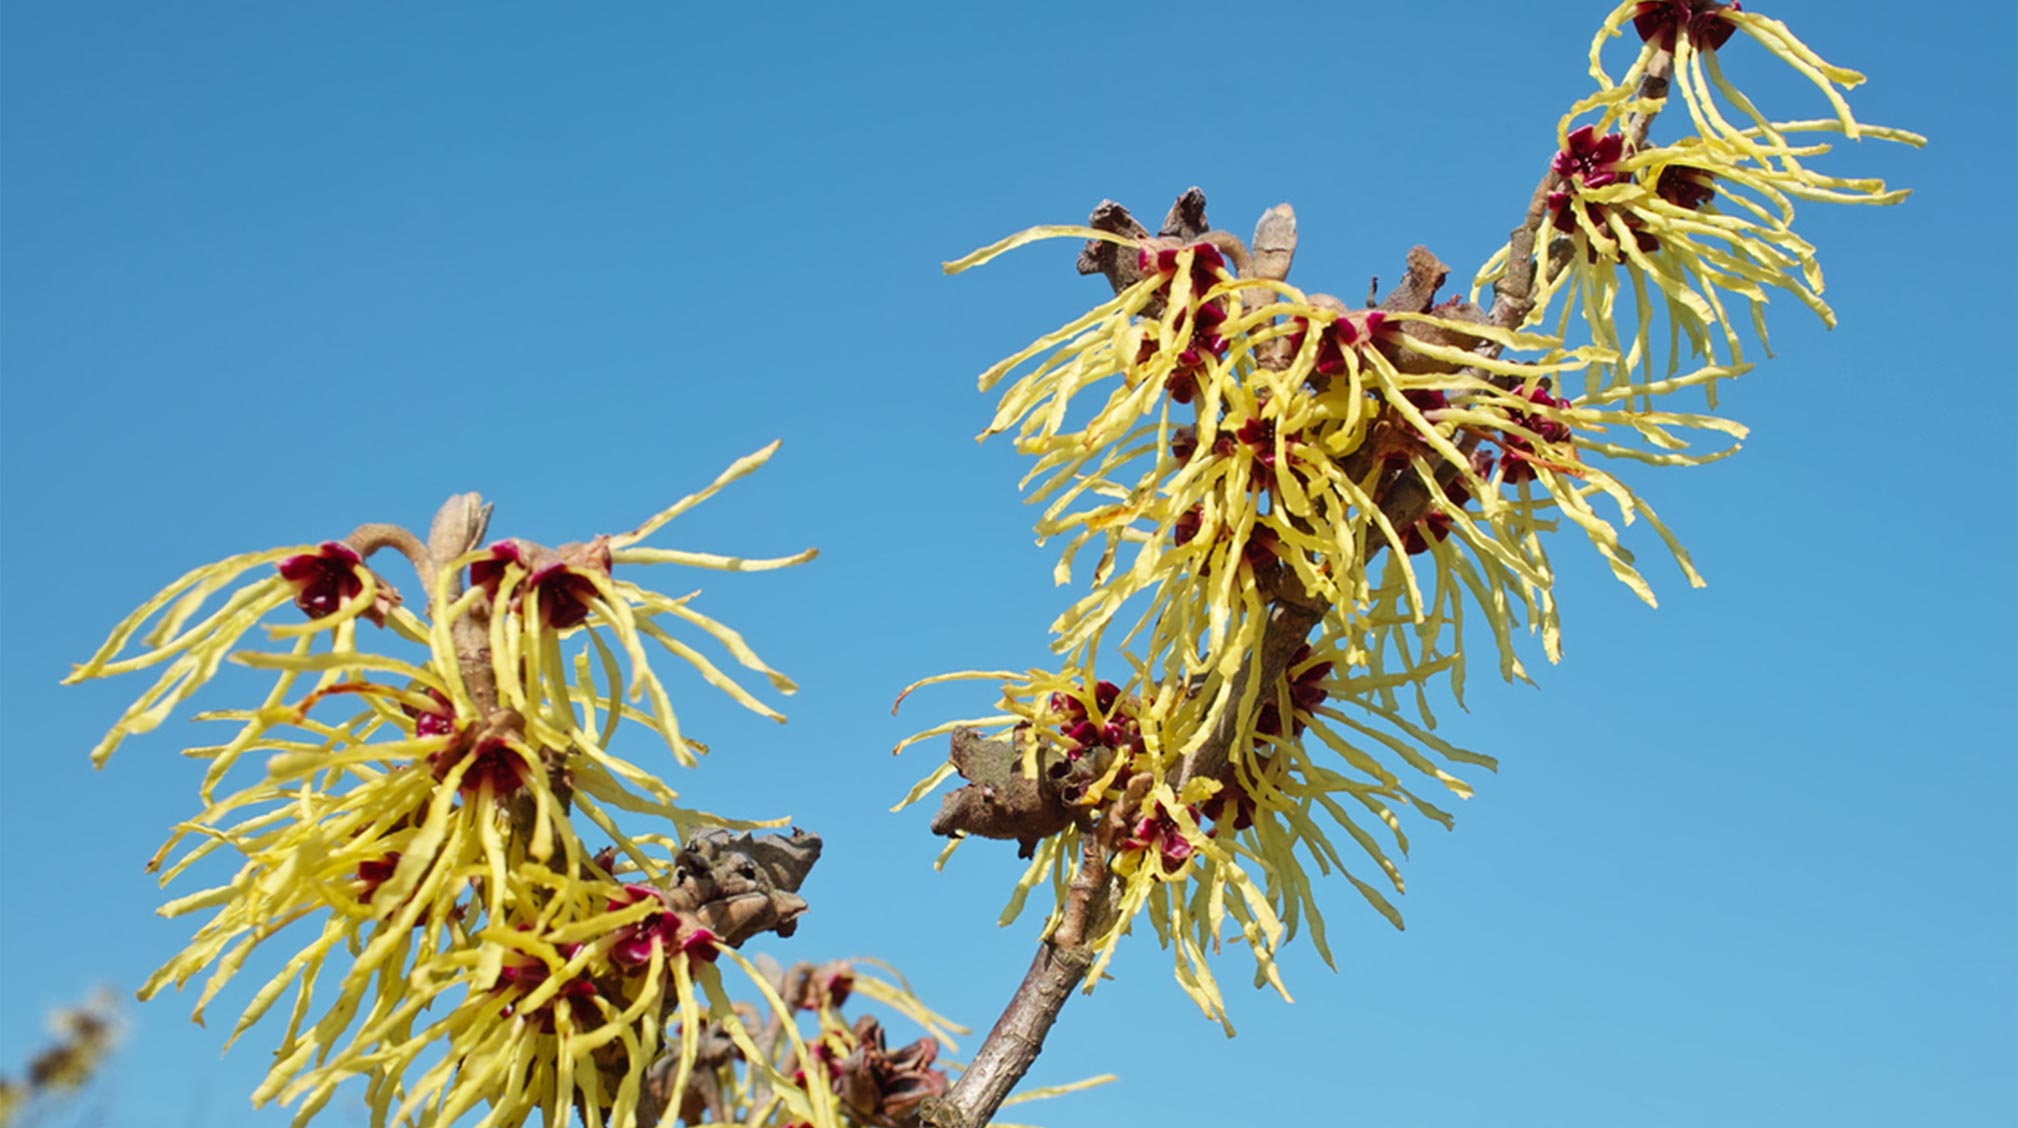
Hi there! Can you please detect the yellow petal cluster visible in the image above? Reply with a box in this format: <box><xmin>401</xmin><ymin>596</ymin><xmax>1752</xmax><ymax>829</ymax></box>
<box><xmin>906</xmin><ymin>3</ymin><xmax>1916</xmax><ymax>1026</ymax></box>
<box><xmin>68</xmin><ymin>445</ymin><xmax>835</xmax><ymax>1127</ymax></box>
<box><xmin>1480</xmin><ymin>0</ymin><xmax>1923</xmax><ymax>406</ymax></box>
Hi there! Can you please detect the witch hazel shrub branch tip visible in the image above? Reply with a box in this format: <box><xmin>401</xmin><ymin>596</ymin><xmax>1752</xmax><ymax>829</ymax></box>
<box><xmin>900</xmin><ymin>4</ymin><xmax>1915</xmax><ymax>1125</ymax></box>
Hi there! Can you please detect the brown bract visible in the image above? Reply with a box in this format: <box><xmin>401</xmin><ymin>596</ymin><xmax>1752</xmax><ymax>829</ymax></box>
<box><xmin>628</xmin><ymin>831</ymin><xmax>825</xmax><ymax>1127</ymax></box>
<box><xmin>1075</xmin><ymin>186</ymin><xmax>1251</xmax><ymax>316</ymax></box>
<box><xmin>831</xmin><ymin>1016</ymin><xmax>949</xmax><ymax>1128</ymax></box>
<box><xmin>646</xmin><ymin>1021</ymin><xmax>741</xmax><ymax>1126</ymax></box>
<box><xmin>928</xmin><ymin>729</ymin><xmax>1077</xmax><ymax>859</ymax></box>
<box><xmin>665</xmin><ymin>828</ymin><xmax>822</xmax><ymax>946</ymax></box>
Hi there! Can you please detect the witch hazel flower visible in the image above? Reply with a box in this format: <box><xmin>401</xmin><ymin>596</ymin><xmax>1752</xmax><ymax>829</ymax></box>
<box><xmin>1552</xmin><ymin>126</ymin><xmax>1627</xmax><ymax>201</ymax></box>
<box><xmin>1170</xmin><ymin>505</ymin><xmax>1282</xmax><ymax>571</ymax></box>
<box><xmin>1045</xmin><ymin>680</ymin><xmax>1145</xmax><ymax>803</ymax></box>
<box><xmin>1168</xmin><ymin>424</ymin><xmax>1231</xmax><ymax>465</ymax></box>
<box><xmin>1194</xmin><ymin>648</ymin><xmax>1335</xmax><ymax>830</ymax></box>
<box><xmin>400</xmin><ymin>688</ymin><xmax>459</xmax><ymax>740</ymax></box>
<box><xmin>1241</xmin><ymin>526</ymin><xmax>1283</xmax><ymax>569</ymax></box>
<box><xmin>810</xmin><ymin>963</ymin><xmax>855</xmax><ymax>1011</ymax></box>
<box><xmin>606</xmin><ymin>884</ymin><xmax>719</xmax><ymax>970</ymax></box>
<box><xmin>1632</xmin><ymin>0</ymin><xmax>1740</xmax><ymax>51</ymax></box>
<box><xmin>276</xmin><ymin>542</ymin><xmax>364</xmax><ymax>617</ymax></box>
<box><xmin>354</xmin><ymin>852</ymin><xmax>401</xmax><ymax>904</ymax></box>
<box><xmin>1199</xmin><ymin>782</ymin><xmax>1256</xmax><ymax>834</ymax></box>
<box><xmin>1234</xmin><ymin>415</ymin><xmax>1304</xmax><ymax>493</ymax></box>
<box><xmin>1051</xmin><ymin>680</ymin><xmax>1141</xmax><ymax>757</ymax></box>
<box><xmin>1285</xmin><ymin>307</ymin><xmax>1410</xmax><ymax>381</ymax></box>
<box><xmin>1254</xmin><ymin>644</ymin><xmax>1333</xmax><ymax>745</ymax></box>
<box><xmin>1401</xmin><ymin>483</ymin><xmax>1473</xmax><ymax>555</ymax></box>
<box><xmin>277</xmin><ymin>541</ymin><xmax>400</xmax><ymax>626</ymax></box>
<box><xmin>470</xmin><ymin>538</ymin><xmax>610</xmax><ymax>630</ymax></box>
<box><xmin>1139</xmin><ymin>241</ymin><xmax>1229</xmax><ymax>300</ymax></box>
<box><xmin>65</xmin><ymin>536</ymin><xmax>420</xmax><ymax>769</ymax></box>
<box><xmin>1548</xmin><ymin>126</ymin><xmax>1660</xmax><ymax>258</ymax></box>
<box><xmin>792</xmin><ymin>1035</ymin><xmax>845</xmax><ymax>1087</ymax></box>
<box><xmin>1404</xmin><ymin>388</ymin><xmax>1450</xmax><ymax>414</ymax></box>
<box><xmin>495</xmin><ymin>943</ymin><xmax>600</xmax><ymax>1034</ymax></box>
<box><xmin>1375</xmin><ymin>387</ymin><xmax>1463</xmax><ymax>470</ymax></box>
<box><xmin>1498</xmin><ymin>384</ymin><xmax>1577</xmax><ymax>484</ymax></box>
<box><xmin>1118</xmin><ymin>799</ymin><xmax>1200</xmax><ymax>878</ymax></box>
<box><xmin>400</xmin><ymin>684</ymin><xmax>531</xmax><ymax>805</ymax></box>
<box><xmin>428</xmin><ymin>734</ymin><xmax>529</xmax><ymax>799</ymax></box>
<box><xmin>606</xmin><ymin>884</ymin><xmax>680</xmax><ymax>969</ymax></box>
<box><xmin>1285</xmin><ymin>314</ymin><xmax>1359</xmax><ymax>378</ymax></box>
<box><xmin>1655</xmin><ymin>163</ymin><xmax>1718</xmax><ymax>210</ymax></box>
<box><xmin>1134</xmin><ymin>242</ymin><xmax>1233</xmax><ymax>404</ymax></box>
<box><xmin>67</xmin><ymin>444</ymin><xmax>817</xmax><ymax>1128</ymax></box>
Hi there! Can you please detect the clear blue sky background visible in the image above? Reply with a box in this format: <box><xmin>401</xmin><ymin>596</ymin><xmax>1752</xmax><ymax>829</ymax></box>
<box><xmin>4</xmin><ymin>2</ymin><xmax>2012</xmax><ymax>1126</ymax></box>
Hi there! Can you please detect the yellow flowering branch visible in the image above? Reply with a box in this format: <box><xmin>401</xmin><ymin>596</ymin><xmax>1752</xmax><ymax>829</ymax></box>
<box><xmin>66</xmin><ymin>450</ymin><xmax>845</xmax><ymax>1128</ymax></box>
<box><xmin>912</xmin><ymin>4</ymin><xmax>1918</xmax><ymax>1125</ymax></box>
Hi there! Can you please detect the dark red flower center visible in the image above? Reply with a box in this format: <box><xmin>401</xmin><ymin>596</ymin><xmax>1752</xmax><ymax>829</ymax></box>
<box><xmin>1235</xmin><ymin>416</ymin><xmax>1304</xmax><ymax>491</ymax></box>
<box><xmin>606</xmin><ymin>884</ymin><xmax>677</xmax><ymax>970</ymax></box>
<box><xmin>1050</xmin><ymin>680</ymin><xmax>1143</xmax><ymax>761</ymax></box>
<box><xmin>1172</xmin><ymin>509</ymin><xmax>1280</xmax><ymax>571</ymax></box>
<box><xmin>401</xmin><ymin>689</ymin><xmax>457</xmax><ymax>739</ymax></box>
<box><xmin>496</xmin><ymin>942</ymin><xmax>598</xmax><ymax>1033</ymax></box>
<box><xmin>1241</xmin><ymin>526</ymin><xmax>1281</xmax><ymax>569</ymax></box>
<box><xmin>1633</xmin><ymin>0</ymin><xmax>1741</xmax><ymax>51</ymax></box>
<box><xmin>355</xmin><ymin>852</ymin><xmax>401</xmax><ymax>903</ymax></box>
<box><xmin>1547</xmin><ymin>125</ymin><xmax>1636</xmax><ymax>240</ymax></box>
<box><xmin>606</xmin><ymin>885</ymin><xmax>719</xmax><ymax>970</ymax></box>
<box><xmin>1253</xmin><ymin>644</ymin><xmax>1334</xmax><ymax>741</ymax></box>
<box><xmin>1138</xmin><ymin>242</ymin><xmax>1228</xmax><ymax>292</ymax></box>
<box><xmin>1403</xmin><ymin>484</ymin><xmax>1473</xmax><ymax>556</ymax></box>
<box><xmin>1133</xmin><ymin>243</ymin><xmax>1234</xmax><ymax>403</ymax></box>
<box><xmin>817</xmin><ymin>968</ymin><xmax>854</xmax><ymax>1010</ymax></box>
<box><xmin>527</xmin><ymin>564</ymin><xmax>598</xmax><ymax>630</ymax></box>
<box><xmin>470</xmin><ymin>542</ymin><xmax>604</xmax><ymax>629</ymax></box>
<box><xmin>277</xmin><ymin>542</ymin><xmax>365</xmax><ymax>619</ymax></box>
<box><xmin>1655</xmin><ymin>164</ymin><xmax>1718</xmax><ymax>210</ymax></box>
<box><xmin>1286</xmin><ymin>316</ymin><xmax>1358</xmax><ymax>376</ymax></box>
<box><xmin>469</xmin><ymin>541</ymin><xmax>525</xmax><ymax>600</ymax></box>
<box><xmin>430</xmin><ymin>736</ymin><xmax>527</xmax><ymax>799</ymax></box>
<box><xmin>1124</xmin><ymin>802</ymin><xmax>1199</xmax><ymax>873</ymax></box>
<box><xmin>1495</xmin><ymin>385</ymin><xmax>1575</xmax><ymax>485</ymax></box>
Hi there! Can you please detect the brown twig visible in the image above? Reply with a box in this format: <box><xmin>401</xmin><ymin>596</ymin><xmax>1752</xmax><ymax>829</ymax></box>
<box><xmin>1624</xmin><ymin>48</ymin><xmax>1676</xmax><ymax>152</ymax></box>
<box><xmin>918</xmin><ymin>943</ymin><xmax>1091</xmax><ymax>1128</ymax></box>
<box><xmin>1492</xmin><ymin>47</ymin><xmax>1675</xmax><ymax>332</ymax></box>
<box><xmin>341</xmin><ymin>497</ymin><xmax>501</xmax><ymax>716</ymax></box>
<box><xmin>345</xmin><ymin>522</ymin><xmax>433</xmax><ymax>587</ymax></box>
<box><xmin>421</xmin><ymin>493</ymin><xmax>499</xmax><ymax>714</ymax></box>
<box><xmin>1491</xmin><ymin>173</ymin><xmax>1563</xmax><ymax>332</ymax></box>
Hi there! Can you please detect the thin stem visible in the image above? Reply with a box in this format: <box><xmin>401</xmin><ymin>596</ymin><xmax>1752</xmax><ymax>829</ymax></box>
<box><xmin>423</xmin><ymin>493</ymin><xmax>499</xmax><ymax>715</ymax></box>
<box><xmin>920</xmin><ymin>944</ymin><xmax>1091</xmax><ymax>1128</ymax></box>
<box><xmin>344</xmin><ymin>522</ymin><xmax>432</xmax><ymax>593</ymax></box>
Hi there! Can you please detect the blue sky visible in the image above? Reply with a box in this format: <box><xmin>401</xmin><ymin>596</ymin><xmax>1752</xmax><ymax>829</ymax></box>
<box><xmin>3</xmin><ymin>2</ymin><xmax>2012</xmax><ymax>1126</ymax></box>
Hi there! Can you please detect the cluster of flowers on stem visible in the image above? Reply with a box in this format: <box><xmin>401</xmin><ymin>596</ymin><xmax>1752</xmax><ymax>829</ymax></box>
<box><xmin>64</xmin><ymin>446</ymin><xmax>868</xmax><ymax>1128</ymax></box>
<box><xmin>904</xmin><ymin>0</ymin><xmax>1916</xmax><ymax>1029</ymax></box>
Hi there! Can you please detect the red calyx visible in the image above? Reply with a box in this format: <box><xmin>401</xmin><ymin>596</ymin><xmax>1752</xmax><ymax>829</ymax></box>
<box><xmin>277</xmin><ymin>542</ymin><xmax>365</xmax><ymax>619</ymax></box>
<box><xmin>1656</xmin><ymin>164</ymin><xmax>1718</xmax><ymax>210</ymax></box>
<box><xmin>401</xmin><ymin>688</ymin><xmax>457</xmax><ymax>739</ymax></box>
<box><xmin>1633</xmin><ymin>0</ymin><xmax>1741</xmax><ymax>52</ymax></box>
<box><xmin>1124</xmin><ymin>802</ymin><xmax>1199</xmax><ymax>872</ymax></box>
<box><xmin>430</xmin><ymin>736</ymin><xmax>528</xmax><ymax>799</ymax></box>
